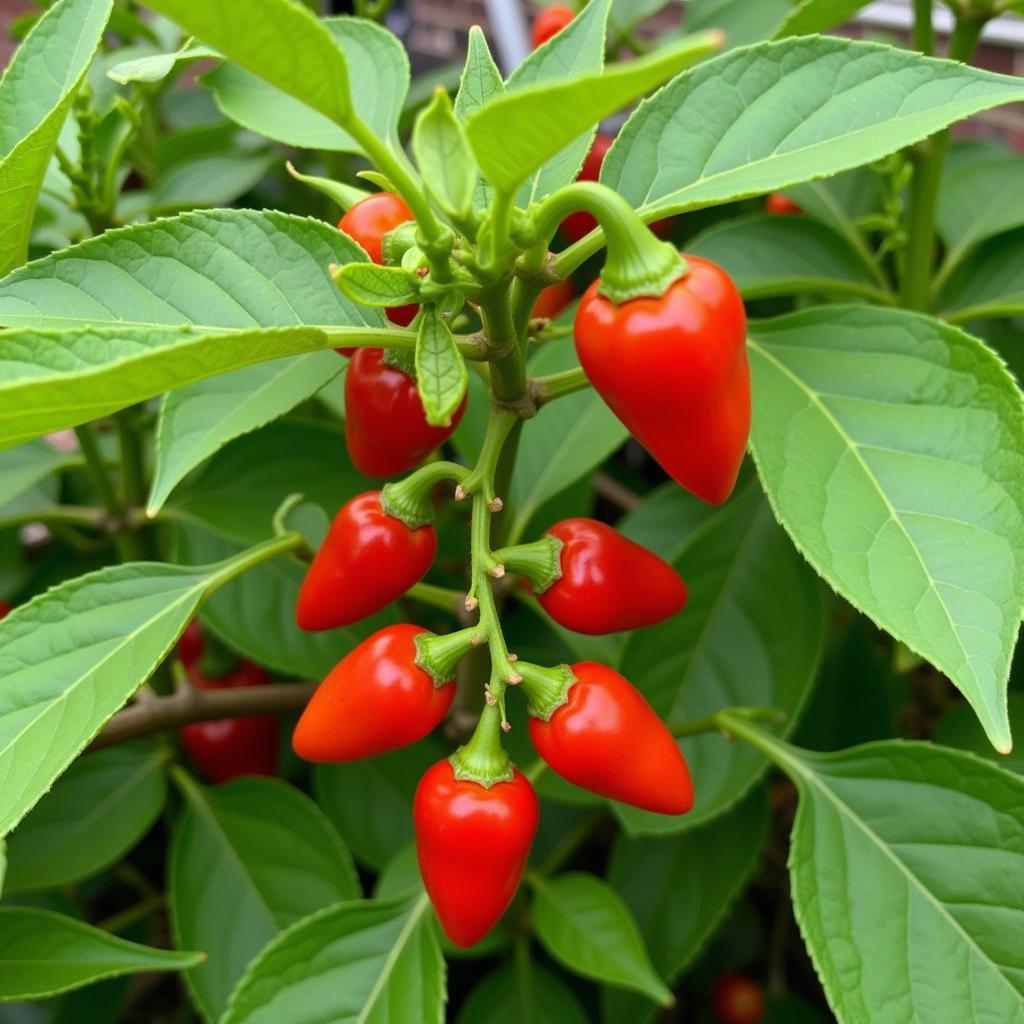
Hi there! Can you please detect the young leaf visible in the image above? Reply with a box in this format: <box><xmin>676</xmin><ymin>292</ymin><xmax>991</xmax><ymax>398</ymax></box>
<box><xmin>286</xmin><ymin>160</ymin><xmax>368</xmax><ymax>212</ymax></box>
<box><xmin>2</xmin><ymin>744</ymin><xmax>167</xmax><ymax>894</ymax></box>
<box><xmin>416</xmin><ymin>310</ymin><xmax>468</xmax><ymax>429</ymax></box>
<box><xmin>170</xmin><ymin>775</ymin><xmax>359</xmax><ymax>1022</ymax></box>
<box><xmin>748</xmin><ymin>306</ymin><xmax>1024</xmax><ymax>753</ymax></box>
<box><xmin>334</xmin><ymin>263</ymin><xmax>421</xmax><ymax>308</ymax></box>
<box><xmin>0</xmin><ymin>0</ymin><xmax>112</xmax><ymax>274</ymax></box>
<box><xmin>203</xmin><ymin>18</ymin><xmax>409</xmax><ymax>153</ymax></box>
<box><xmin>0</xmin><ymin>535</ymin><xmax>298</xmax><ymax>836</ymax></box>
<box><xmin>530</xmin><ymin>872</ymin><xmax>672</xmax><ymax>1006</ymax></box>
<box><xmin>614</xmin><ymin>484</ymin><xmax>827</xmax><ymax>836</ymax></box>
<box><xmin>413</xmin><ymin>88</ymin><xmax>476</xmax><ymax>220</ymax></box>
<box><xmin>736</xmin><ymin>724</ymin><xmax>1024</xmax><ymax>1024</ymax></box>
<box><xmin>0</xmin><ymin>907</ymin><xmax>202</xmax><ymax>1000</ymax></box>
<box><xmin>603</xmin><ymin>38</ymin><xmax>1024</xmax><ymax>224</ymax></box>
<box><xmin>219</xmin><ymin>895</ymin><xmax>445</xmax><ymax>1024</ymax></box>
<box><xmin>141</xmin><ymin>0</ymin><xmax>352</xmax><ymax>128</ymax></box>
<box><xmin>454</xmin><ymin>27</ymin><xmax>503</xmax><ymax>210</ymax></box>
<box><xmin>466</xmin><ymin>30</ymin><xmax>720</xmax><ymax>197</ymax></box>
<box><xmin>688</xmin><ymin>214</ymin><xmax>888</xmax><ymax>301</ymax></box>
<box><xmin>107</xmin><ymin>41</ymin><xmax>218</xmax><ymax>85</ymax></box>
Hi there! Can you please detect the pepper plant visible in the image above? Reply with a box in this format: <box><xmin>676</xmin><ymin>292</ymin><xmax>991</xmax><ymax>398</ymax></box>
<box><xmin>1</xmin><ymin>0</ymin><xmax>1024</xmax><ymax>1021</ymax></box>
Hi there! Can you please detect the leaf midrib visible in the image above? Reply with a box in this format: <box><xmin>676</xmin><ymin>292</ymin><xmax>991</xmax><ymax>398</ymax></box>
<box><xmin>356</xmin><ymin>894</ymin><xmax>429</xmax><ymax>1024</ymax></box>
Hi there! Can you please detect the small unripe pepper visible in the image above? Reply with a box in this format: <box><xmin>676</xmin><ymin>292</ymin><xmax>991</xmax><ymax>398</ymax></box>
<box><xmin>575</xmin><ymin>254</ymin><xmax>749</xmax><ymax>505</ymax></box>
<box><xmin>296</xmin><ymin>490</ymin><xmax>436</xmax><ymax>631</ymax></box>
<box><xmin>293</xmin><ymin>623</ymin><xmax>465</xmax><ymax>762</ymax></box>
<box><xmin>337</xmin><ymin>193</ymin><xmax>417</xmax><ymax>335</ymax></box>
<box><xmin>521</xmin><ymin>661</ymin><xmax>693</xmax><ymax>814</ymax></box>
<box><xmin>531</xmin><ymin>3</ymin><xmax>574</xmax><ymax>48</ymax></box>
<box><xmin>500</xmin><ymin>517</ymin><xmax>686</xmax><ymax>635</ymax></box>
<box><xmin>414</xmin><ymin>755</ymin><xmax>538</xmax><ymax>947</ymax></box>
<box><xmin>180</xmin><ymin>660</ymin><xmax>278</xmax><ymax>784</ymax></box>
<box><xmin>712</xmin><ymin>974</ymin><xmax>766</xmax><ymax>1024</ymax></box>
<box><xmin>345</xmin><ymin>348</ymin><xmax>467</xmax><ymax>478</ymax></box>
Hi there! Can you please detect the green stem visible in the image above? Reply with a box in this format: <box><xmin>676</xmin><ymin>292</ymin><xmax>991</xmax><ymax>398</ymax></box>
<box><xmin>477</xmin><ymin>288</ymin><xmax>528</xmax><ymax>405</ymax></box>
<box><xmin>491</xmin><ymin>419</ymin><xmax>522</xmax><ymax>549</ymax></box>
<box><xmin>0</xmin><ymin>505</ymin><xmax>105</xmax><ymax>530</ymax></box>
<box><xmin>533</xmin><ymin>367</ymin><xmax>591</xmax><ymax>405</ymax></box>
<box><xmin>459</xmin><ymin>408</ymin><xmax>519</xmax><ymax>507</ymax></box>
<box><xmin>912</xmin><ymin>0</ymin><xmax>935</xmax><ymax>54</ymax></box>
<box><xmin>207</xmin><ymin>532</ymin><xmax>306</xmax><ymax>595</ymax></box>
<box><xmin>406</xmin><ymin>581</ymin><xmax>463</xmax><ymax>614</ymax></box>
<box><xmin>96</xmin><ymin>894</ymin><xmax>165</xmax><ymax>935</ymax></box>
<box><xmin>381</xmin><ymin>460</ymin><xmax>467</xmax><ymax>527</ymax></box>
<box><xmin>74</xmin><ymin>423</ymin><xmax>142</xmax><ymax>561</ymax></box>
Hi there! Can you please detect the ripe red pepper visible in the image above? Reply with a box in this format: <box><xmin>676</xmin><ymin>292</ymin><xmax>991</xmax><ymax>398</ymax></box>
<box><xmin>293</xmin><ymin>623</ymin><xmax>456</xmax><ymax>762</ymax></box>
<box><xmin>574</xmin><ymin>254</ymin><xmax>749</xmax><ymax>505</ymax></box>
<box><xmin>528</xmin><ymin>517</ymin><xmax>686</xmax><ymax>635</ymax></box>
<box><xmin>0</xmin><ymin>600</ymin><xmax>11</xmax><ymax>619</ymax></box>
<box><xmin>179</xmin><ymin>661</ymin><xmax>279</xmax><ymax>784</ymax></box>
<box><xmin>296</xmin><ymin>490</ymin><xmax>436</xmax><ymax>631</ymax></box>
<box><xmin>764</xmin><ymin>192</ymin><xmax>802</xmax><ymax>216</ymax></box>
<box><xmin>345</xmin><ymin>348</ymin><xmax>467</xmax><ymax>477</ymax></box>
<box><xmin>337</xmin><ymin>193</ymin><xmax>417</xmax><ymax>349</ymax></box>
<box><xmin>712</xmin><ymin>975</ymin><xmax>766</xmax><ymax>1024</ymax></box>
<box><xmin>414</xmin><ymin>758</ymin><xmax>538</xmax><ymax>947</ymax></box>
<box><xmin>524</xmin><ymin>661</ymin><xmax>693</xmax><ymax>814</ymax></box>
<box><xmin>531</xmin><ymin>280</ymin><xmax>575</xmax><ymax>320</ymax></box>
<box><xmin>531</xmin><ymin>3</ymin><xmax>574</xmax><ymax>47</ymax></box>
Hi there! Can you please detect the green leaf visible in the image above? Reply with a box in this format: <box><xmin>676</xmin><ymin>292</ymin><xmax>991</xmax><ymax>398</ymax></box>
<box><xmin>314</xmin><ymin>738</ymin><xmax>447</xmax><ymax>870</ymax></box>
<box><xmin>0</xmin><ymin>907</ymin><xmax>201</xmax><ymax>1000</ymax></box>
<box><xmin>685</xmin><ymin>0</ymin><xmax>792</xmax><ymax>48</ymax></box>
<box><xmin>334</xmin><ymin>263</ymin><xmax>421</xmax><ymax>308</ymax></box>
<box><xmin>416</xmin><ymin>310</ymin><xmax>468</xmax><ymax>429</ymax></box>
<box><xmin>530</xmin><ymin>872</ymin><xmax>672</xmax><ymax>1006</ymax></box>
<box><xmin>457</xmin><ymin>961</ymin><xmax>588</xmax><ymax>1024</ymax></box>
<box><xmin>748</xmin><ymin>306</ymin><xmax>1024</xmax><ymax>752</ymax></box>
<box><xmin>467</xmin><ymin>28</ymin><xmax>718</xmax><ymax>197</ymax></box>
<box><xmin>935</xmin><ymin>693</ymin><xmax>1024</xmax><ymax>775</ymax></box>
<box><xmin>744</xmin><ymin>727</ymin><xmax>1024</xmax><ymax>1024</ymax></box>
<box><xmin>454</xmin><ymin>27</ymin><xmax>503</xmax><ymax>211</ymax></box>
<box><xmin>202</xmin><ymin>18</ymin><xmax>408</xmax><ymax>153</ymax></box>
<box><xmin>3</xmin><ymin>744</ymin><xmax>167</xmax><ymax>894</ymax></box>
<box><xmin>0</xmin><ymin>536</ymin><xmax>294</xmax><ymax>837</ymax></box>
<box><xmin>141</xmin><ymin>0</ymin><xmax>352</xmax><ymax>128</ymax></box>
<box><xmin>0</xmin><ymin>0</ymin><xmax>112</xmax><ymax>275</ymax></box>
<box><xmin>107</xmin><ymin>41</ymin><xmax>218</xmax><ymax>85</ymax></box>
<box><xmin>220</xmin><ymin>894</ymin><xmax>445</xmax><ymax>1024</ymax></box>
<box><xmin>604</xmin><ymin>38</ymin><xmax>1024</xmax><ymax>222</ymax></box>
<box><xmin>775</xmin><ymin>0</ymin><xmax>873</xmax><ymax>36</ymax></box>
<box><xmin>614</xmin><ymin>484</ymin><xmax>826</xmax><ymax>835</ymax></box>
<box><xmin>0</xmin><ymin>440</ymin><xmax>78</xmax><ymax>509</ymax></box>
<box><xmin>170</xmin><ymin>774</ymin><xmax>358</xmax><ymax>1022</ymax></box>
<box><xmin>688</xmin><ymin>214</ymin><xmax>887</xmax><ymax>301</ymax></box>
<box><xmin>604</xmin><ymin>788</ymin><xmax>770</xmax><ymax>1024</ymax></box>
<box><xmin>939</xmin><ymin>227</ymin><xmax>1024</xmax><ymax>323</ymax></box>
<box><xmin>413</xmin><ymin>88</ymin><xmax>476</xmax><ymax>220</ymax></box>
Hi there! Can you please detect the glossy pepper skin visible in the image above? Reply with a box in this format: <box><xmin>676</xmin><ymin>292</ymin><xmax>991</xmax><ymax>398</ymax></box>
<box><xmin>712</xmin><ymin>975</ymin><xmax>766</xmax><ymax>1024</ymax></box>
<box><xmin>179</xmin><ymin>661</ymin><xmax>278</xmax><ymax>784</ymax></box>
<box><xmin>531</xmin><ymin>3</ymin><xmax>574</xmax><ymax>47</ymax></box>
<box><xmin>528</xmin><ymin>662</ymin><xmax>693</xmax><ymax>814</ymax></box>
<box><xmin>337</xmin><ymin>193</ymin><xmax>417</xmax><ymax>344</ymax></box>
<box><xmin>531</xmin><ymin>280</ymin><xmax>575</xmax><ymax>320</ymax></box>
<box><xmin>764</xmin><ymin>192</ymin><xmax>802</xmax><ymax>216</ymax></box>
<box><xmin>536</xmin><ymin>518</ymin><xmax>686</xmax><ymax>635</ymax></box>
<box><xmin>296</xmin><ymin>491</ymin><xmax>436</xmax><ymax>631</ymax></box>
<box><xmin>293</xmin><ymin>624</ymin><xmax>454</xmax><ymax>762</ymax></box>
<box><xmin>575</xmin><ymin>255</ymin><xmax>749</xmax><ymax>505</ymax></box>
<box><xmin>414</xmin><ymin>760</ymin><xmax>539</xmax><ymax>947</ymax></box>
<box><xmin>345</xmin><ymin>348</ymin><xmax>467</xmax><ymax>477</ymax></box>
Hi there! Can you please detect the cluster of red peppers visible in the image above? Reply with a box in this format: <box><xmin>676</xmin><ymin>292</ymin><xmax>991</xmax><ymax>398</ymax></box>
<box><xmin>286</xmin><ymin>170</ymin><xmax>750</xmax><ymax>942</ymax></box>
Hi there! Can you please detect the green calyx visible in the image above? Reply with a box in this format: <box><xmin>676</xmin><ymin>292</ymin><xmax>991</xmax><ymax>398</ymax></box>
<box><xmin>380</xmin><ymin>461</ymin><xmax>468</xmax><ymax>529</ymax></box>
<box><xmin>517</xmin><ymin>661</ymin><xmax>576</xmax><ymax>721</ymax></box>
<box><xmin>450</xmin><ymin>704</ymin><xmax>514</xmax><ymax>787</ymax></box>
<box><xmin>414</xmin><ymin>627</ymin><xmax>480</xmax><ymax>687</ymax></box>
<box><xmin>532</xmin><ymin>180</ymin><xmax>687</xmax><ymax>303</ymax></box>
<box><xmin>493</xmin><ymin>534</ymin><xmax>563</xmax><ymax>593</ymax></box>
<box><xmin>383</xmin><ymin>222</ymin><xmax>419</xmax><ymax>266</ymax></box>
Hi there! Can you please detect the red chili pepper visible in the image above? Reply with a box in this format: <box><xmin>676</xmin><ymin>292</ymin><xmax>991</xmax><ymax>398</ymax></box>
<box><xmin>414</xmin><ymin>758</ymin><xmax>538</xmax><ymax>947</ymax></box>
<box><xmin>293</xmin><ymin>624</ymin><xmax>456</xmax><ymax>762</ymax></box>
<box><xmin>179</xmin><ymin>661</ymin><xmax>278</xmax><ymax>784</ymax></box>
<box><xmin>336</xmin><ymin>193</ymin><xmax>417</xmax><ymax>354</ymax></box>
<box><xmin>525</xmin><ymin>661</ymin><xmax>693</xmax><ymax>814</ymax></box>
<box><xmin>531</xmin><ymin>3</ymin><xmax>574</xmax><ymax>48</ymax></box>
<box><xmin>531</xmin><ymin>280</ymin><xmax>575</xmax><ymax>320</ymax></box>
<box><xmin>532</xmin><ymin>517</ymin><xmax>686</xmax><ymax>635</ymax></box>
<box><xmin>296</xmin><ymin>491</ymin><xmax>436</xmax><ymax>631</ymax></box>
<box><xmin>764</xmin><ymin>192</ymin><xmax>802</xmax><ymax>216</ymax></box>
<box><xmin>0</xmin><ymin>600</ymin><xmax>11</xmax><ymax>619</ymax></box>
<box><xmin>574</xmin><ymin>254</ymin><xmax>749</xmax><ymax>505</ymax></box>
<box><xmin>345</xmin><ymin>348</ymin><xmax>467</xmax><ymax>478</ymax></box>
<box><xmin>712</xmin><ymin>975</ymin><xmax>766</xmax><ymax>1024</ymax></box>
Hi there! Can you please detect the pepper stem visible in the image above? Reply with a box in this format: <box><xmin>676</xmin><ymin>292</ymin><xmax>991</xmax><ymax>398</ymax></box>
<box><xmin>531</xmin><ymin>181</ymin><xmax>687</xmax><ymax>303</ymax></box>
<box><xmin>414</xmin><ymin>627</ymin><xmax>481</xmax><ymax>686</ymax></box>
<box><xmin>493</xmin><ymin>535</ymin><xmax>563</xmax><ymax>593</ymax></box>
<box><xmin>381</xmin><ymin>461</ymin><xmax>468</xmax><ymax>528</ymax></box>
<box><xmin>517</xmin><ymin>661</ymin><xmax>575</xmax><ymax>721</ymax></box>
<box><xmin>450</xmin><ymin>704</ymin><xmax>514</xmax><ymax>787</ymax></box>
